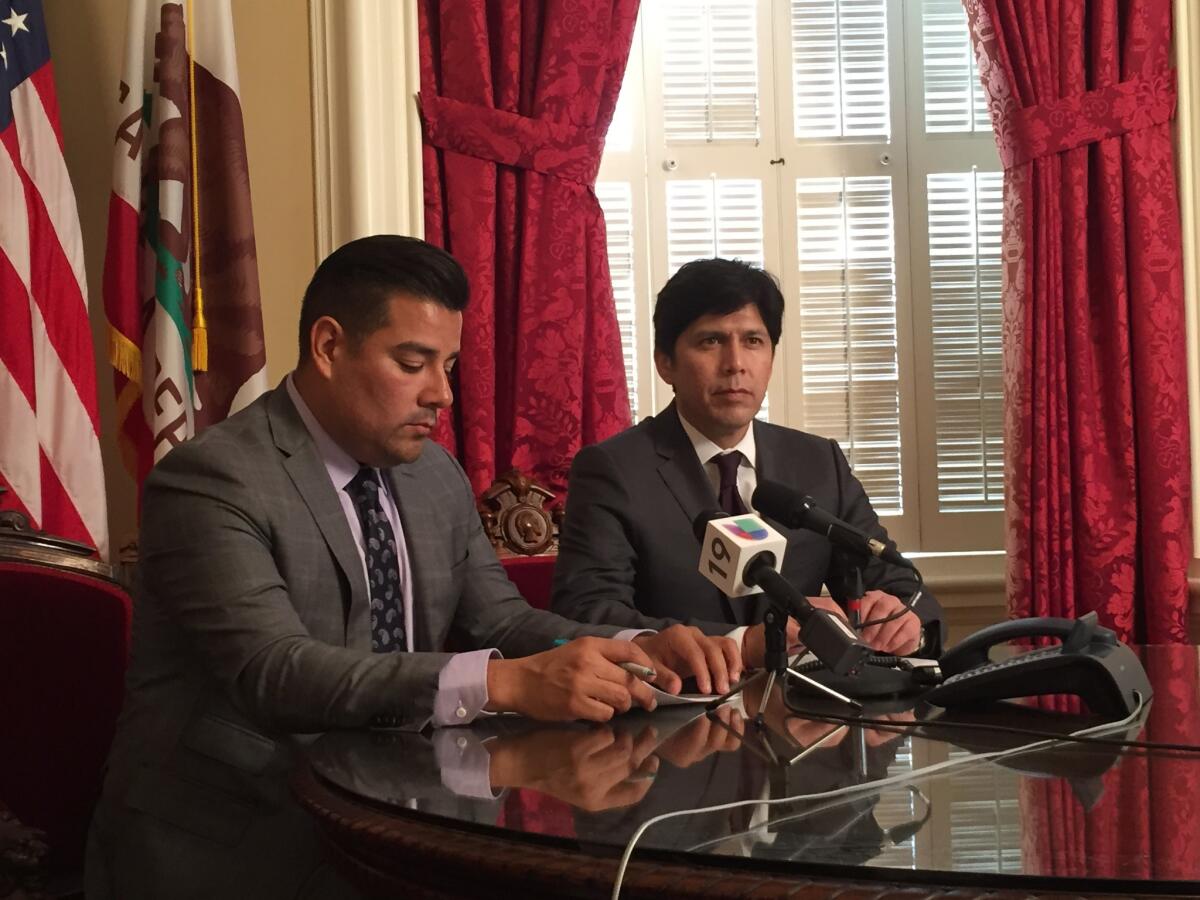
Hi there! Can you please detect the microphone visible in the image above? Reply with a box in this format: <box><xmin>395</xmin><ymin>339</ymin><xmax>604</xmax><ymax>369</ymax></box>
<box><xmin>752</xmin><ymin>480</ymin><xmax>914</xmax><ymax>570</ymax></box>
<box><xmin>694</xmin><ymin>510</ymin><xmax>870</xmax><ymax>676</ymax></box>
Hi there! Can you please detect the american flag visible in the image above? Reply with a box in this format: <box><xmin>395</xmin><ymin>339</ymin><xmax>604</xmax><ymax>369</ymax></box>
<box><xmin>0</xmin><ymin>1</ymin><xmax>108</xmax><ymax>556</ymax></box>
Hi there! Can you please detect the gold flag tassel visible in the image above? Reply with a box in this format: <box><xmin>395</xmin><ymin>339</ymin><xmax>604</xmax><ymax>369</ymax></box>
<box><xmin>187</xmin><ymin>0</ymin><xmax>207</xmax><ymax>372</ymax></box>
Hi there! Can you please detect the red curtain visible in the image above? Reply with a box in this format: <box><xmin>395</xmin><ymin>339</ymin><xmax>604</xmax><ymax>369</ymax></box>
<box><xmin>964</xmin><ymin>0</ymin><xmax>1192</xmax><ymax>642</ymax></box>
<box><xmin>418</xmin><ymin>1</ymin><xmax>638</xmax><ymax>496</ymax></box>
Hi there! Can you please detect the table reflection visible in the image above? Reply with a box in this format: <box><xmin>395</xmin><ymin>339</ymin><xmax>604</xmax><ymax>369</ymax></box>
<box><xmin>85</xmin><ymin>645</ymin><xmax>1200</xmax><ymax>899</ymax></box>
<box><xmin>307</xmin><ymin>645</ymin><xmax>1200</xmax><ymax>887</ymax></box>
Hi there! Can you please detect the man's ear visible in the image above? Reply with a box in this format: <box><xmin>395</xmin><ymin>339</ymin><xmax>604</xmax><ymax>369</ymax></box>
<box><xmin>309</xmin><ymin>316</ymin><xmax>345</xmax><ymax>379</ymax></box>
<box><xmin>653</xmin><ymin>348</ymin><xmax>675</xmax><ymax>387</ymax></box>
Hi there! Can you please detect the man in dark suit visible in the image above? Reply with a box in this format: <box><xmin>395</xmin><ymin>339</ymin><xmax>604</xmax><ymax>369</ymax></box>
<box><xmin>552</xmin><ymin>258</ymin><xmax>943</xmax><ymax>667</ymax></box>
<box><xmin>89</xmin><ymin>237</ymin><xmax>741</xmax><ymax>900</ymax></box>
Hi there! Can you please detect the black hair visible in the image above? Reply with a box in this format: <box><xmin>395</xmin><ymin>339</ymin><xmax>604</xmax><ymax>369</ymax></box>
<box><xmin>297</xmin><ymin>235</ymin><xmax>469</xmax><ymax>360</ymax></box>
<box><xmin>652</xmin><ymin>258</ymin><xmax>784</xmax><ymax>358</ymax></box>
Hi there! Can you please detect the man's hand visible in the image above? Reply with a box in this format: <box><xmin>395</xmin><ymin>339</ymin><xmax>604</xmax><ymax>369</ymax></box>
<box><xmin>487</xmin><ymin>725</ymin><xmax>660</xmax><ymax>812</ymax></box>
<box><xmin>855</xmin><ymin>590</ymin><xmax>921</xmax><ymax>656</ymax></box>
<box><xmin>486</xmin><ymin>637</ymin><xmax>658</xmax><ymax>722</ymax></box>
<box><xmin>742</xmin><ymin>596</ymin><xmax>847</xmax><ymax>668</ymax></box>
<box><xmin>633</xmin><ymin>625</ymin><xmax>741</xmax><ymax>695</ymax></box>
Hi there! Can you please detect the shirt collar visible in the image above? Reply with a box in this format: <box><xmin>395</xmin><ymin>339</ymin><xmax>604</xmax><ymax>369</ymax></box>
<box><xmin>676</xmin><ymin>409</ymin><xmax>757</xmax><ymax>469</ymax></box>
<box><xmin>286</xmin><ymin>373</ymin><xmax>363</xmax><ymax>492</ymax></box>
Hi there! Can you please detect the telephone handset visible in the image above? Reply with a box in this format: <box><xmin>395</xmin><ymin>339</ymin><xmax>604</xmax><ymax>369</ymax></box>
<box><xmin>923</xmin><ymin>612</ymin><xmax>1152</xmax><ymax>717</ymax></box>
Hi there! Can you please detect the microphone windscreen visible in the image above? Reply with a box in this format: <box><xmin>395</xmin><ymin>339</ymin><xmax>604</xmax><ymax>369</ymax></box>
<box><xmin>692</xmin><ymin>508</ymin><xmax>726</xmax><ymax>542</ymax></box>
<box><xmin>751</xmin><ymin>479</ymin><xmax>806</xmax><ymax>526</ymax></box>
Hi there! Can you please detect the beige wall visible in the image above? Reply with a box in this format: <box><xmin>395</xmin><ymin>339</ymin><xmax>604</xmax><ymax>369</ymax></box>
<box><xmin>44</xmin><ymin>0</ymin><xmax>316</xmax><ymax>551</ymax></box>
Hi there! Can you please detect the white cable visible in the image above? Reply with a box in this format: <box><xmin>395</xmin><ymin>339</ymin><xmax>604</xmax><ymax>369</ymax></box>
<box><xmin>609</xmin><ymin>695</ymin><xmax>1146</xmax><ymax>900</ymax></box>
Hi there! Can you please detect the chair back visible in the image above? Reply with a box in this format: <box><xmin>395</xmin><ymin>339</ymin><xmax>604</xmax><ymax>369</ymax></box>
<box><xmin>0</xmin><ymin>508</ymin><xmax>131</xmax><ymax>870</ymax></box>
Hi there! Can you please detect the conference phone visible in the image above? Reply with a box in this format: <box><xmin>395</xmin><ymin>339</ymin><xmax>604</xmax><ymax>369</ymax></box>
<box><xmin>790</xmin><ymin>612</ymin><xmax>1152</xmax><ymax>718</ymax></box>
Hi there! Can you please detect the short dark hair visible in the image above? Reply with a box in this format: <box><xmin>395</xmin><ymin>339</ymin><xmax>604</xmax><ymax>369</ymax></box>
<box><xmin>653</xmin><ymin>258</ymin><xmax>784</xmax><ymax>358</ymax></box>
<box><xmin>297</xmin><ymin>235</ymin><xmax>469</xmax><ymax>360</ymax></box>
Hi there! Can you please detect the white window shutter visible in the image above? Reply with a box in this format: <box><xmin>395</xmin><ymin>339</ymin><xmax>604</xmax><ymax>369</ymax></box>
<box><xmin>795</xmin><ymin>175</ymin><xmax>901</xmax><ymax>512</ymax></box>
<box><xmin>662</xmin><ymin>0</ymin><xmax>761</xmax><ymax>143</ymax></box>
<box><xmin>927</xmin><ymin>170</ymin><xmax>1004</xmax><ymax>512</ymax></box>
<box><xmin>596</xmin><ymin>181</ymin><xmax>641</xmax><ymax>420</ymax></box>
<box><xmin>666</xmin><ymin>179</ymin><xmax>767</xmax><ymax>272</ymax></box>
<box><xmin>792</xmin><ymin>0</ymin><xmax>890</xmax><ymax>139</ymax></box>
<box><xmin>921</xmin><ymin>0</ymin><xmax>991</xmax><ymax>133</ymax></box>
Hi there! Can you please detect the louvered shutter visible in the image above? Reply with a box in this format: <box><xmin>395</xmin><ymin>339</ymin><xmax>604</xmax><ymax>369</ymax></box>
<box><xmin>926</xmin><ymin>171</ymin><xmax>1004</xmax><ymax>512</ymax></box>
<box><xmin>662</xmin><ymin>0</ymin><xmax>761</xmax><ymax>142</ymax></box>
<box><xmin>795</xmin><ymin>176</ymin><xmax>901</xmax><ymax>513</ymax></box>
<box><xmin>597</xmin><ymin>181</ymin><xmax>641</xmax><ymax>420</ymax></box>
<box><xmin>792</xmin><ymin>0</ymin><xmax>890</xmax><ymax>139</ymax></box>
<box><xmin>921</xmin><ymin>0</ymin><xmax>991</xmax><ymax>133</ymax></box>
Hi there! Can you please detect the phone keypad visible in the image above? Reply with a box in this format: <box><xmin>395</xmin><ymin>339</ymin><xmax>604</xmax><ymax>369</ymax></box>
<box><xmin>941</xmin><ymin>646</ymin><xmax>1061</xmax><ymax>685</ymax></box>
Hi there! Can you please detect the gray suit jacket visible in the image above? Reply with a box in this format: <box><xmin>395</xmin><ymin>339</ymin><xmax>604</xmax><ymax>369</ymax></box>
<box><xmin>551</xmin><ymin>404</ymin><xmax>942</xmax><ymax>648</ymax></box>
<box><xmin>102</xmin><ymin>384</ymin><xmax>622</xmax><ymax>813</ymax></box>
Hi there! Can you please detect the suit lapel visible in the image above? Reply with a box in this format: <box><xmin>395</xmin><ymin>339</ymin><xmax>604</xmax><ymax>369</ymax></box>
<box><xmin>753</xmin><ymin>419</ymin><xmax>790</xmax><ymax>505</ymax></box>
<box><xmin>651</xmin><ymin>404</ymin><xmax>720</xmax><ymax>526</ymax></box>
<box><xmin>267</xmin><ymin>388</ymin><xmax>368</xmax><ymax>635</ymax></box>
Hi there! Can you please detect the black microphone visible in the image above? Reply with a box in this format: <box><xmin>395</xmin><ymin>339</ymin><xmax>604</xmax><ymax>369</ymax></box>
<box><xmin>752</xmin><ymin>480</ymin><xmax>914</xmax><ymax>570</ymax></box>
<box><xmin>693</xmin><ymin>509</ymin><xmax>870</xmax><ymax>676</ymax></box>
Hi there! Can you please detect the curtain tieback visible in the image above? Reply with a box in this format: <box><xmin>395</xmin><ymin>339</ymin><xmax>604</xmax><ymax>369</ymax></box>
<box><xmin>997</xmin><ymin>70</ymin><xmax>1176</xmax><ymax>170</ymax></box>
<box><xmin>418</xmin><ymin>93</ymin><xmax>604</xmax><ymax>186</ymax></box>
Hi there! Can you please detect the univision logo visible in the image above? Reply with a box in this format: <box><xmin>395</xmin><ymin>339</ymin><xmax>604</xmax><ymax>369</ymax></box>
<box><xmin>722</xmin><ymin>517</ymin><xmax>769</xmax><ymax>541</ymax></box>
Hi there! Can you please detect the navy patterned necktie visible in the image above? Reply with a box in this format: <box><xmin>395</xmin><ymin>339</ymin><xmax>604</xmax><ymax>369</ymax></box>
<box><xmin>714</xmin><ymin>451</ymin><xmax>747</xmax><ymax>516</ymax></box>
<box><xmin>346</xmin><ymin>467</ymin><xmax>406</xmax><ymax>653</ymax></box>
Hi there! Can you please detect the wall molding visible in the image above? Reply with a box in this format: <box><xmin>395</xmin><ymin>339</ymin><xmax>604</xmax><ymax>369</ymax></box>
<box><xmin>309</xmin><ymin>0</ymin><xmax>424</xmax><ymax>258</ymax></box>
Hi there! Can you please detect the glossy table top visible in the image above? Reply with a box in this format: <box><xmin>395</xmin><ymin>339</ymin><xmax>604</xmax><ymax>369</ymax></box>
<box><xmin>306</xmin><ymin>644</ymin><xmax>1200</xmax><ymax>893</ymax></box>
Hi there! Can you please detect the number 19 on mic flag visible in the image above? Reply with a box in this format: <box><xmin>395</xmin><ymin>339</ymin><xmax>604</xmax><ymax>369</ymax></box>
<box><xmin>697</xmin><ymin>514</ymin><xmax>788</xmax><ymax>598</ymax></box>
<box><xmin>0</xmin><ymin>1</ymin><xmax>109</xmax><ymax>556</ymax></box>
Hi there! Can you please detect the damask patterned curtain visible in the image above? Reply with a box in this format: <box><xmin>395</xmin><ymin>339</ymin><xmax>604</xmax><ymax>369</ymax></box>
<box><xmin>964</xmin><ymin>0</ymin><xmax>1192</xmax><ymax>641</ymax></box>
<box><xmin>418</xmin><ymin>0</ymin><xmax>638</xmax><ymax>496</ymax></box>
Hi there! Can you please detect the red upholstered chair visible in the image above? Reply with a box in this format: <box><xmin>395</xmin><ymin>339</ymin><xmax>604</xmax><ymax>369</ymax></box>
<box><xmin>0</xmin><ymin>502</ymin><xmax>132</xmax><ymax>874</ymax></box>
<box><xmin>478</xmin><ymin>469</ymin><xmax>561</xmax><ymax>610</ymax></box>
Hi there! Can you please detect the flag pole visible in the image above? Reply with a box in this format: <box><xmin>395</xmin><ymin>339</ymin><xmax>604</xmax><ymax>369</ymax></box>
<box><xmin>186</xmin><ymin>0</ymin><xmax>207</xmax><ymax>372</ymax></box>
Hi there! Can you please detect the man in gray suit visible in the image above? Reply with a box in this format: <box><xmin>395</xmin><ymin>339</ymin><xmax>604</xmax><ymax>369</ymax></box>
<box><xmin>89</xmin><ymin>237</ymin><xmax>739</xmax><ymax>899</ymax></box>
<box><xmin>552</xmin><ymin>259</ymin><xmax>943</xmax><ymax>667</ymax></box>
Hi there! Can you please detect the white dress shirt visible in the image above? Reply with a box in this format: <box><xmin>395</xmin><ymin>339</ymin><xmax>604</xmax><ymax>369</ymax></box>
<box><xmin>676</xmin><ymin>411</ymin><xmax>760</xmax><ymax>652</ymax></box>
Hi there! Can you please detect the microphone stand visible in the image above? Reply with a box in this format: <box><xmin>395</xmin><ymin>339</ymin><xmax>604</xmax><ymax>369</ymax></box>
<box><xmin>707</xmin><ymin>581</ymin><xmax>863</xmax><ymax>741</ymax></box>
<box><xmin>753</xmin><ymin>598</ymin><xmax>862</xmax><ymax>725</ymax></box>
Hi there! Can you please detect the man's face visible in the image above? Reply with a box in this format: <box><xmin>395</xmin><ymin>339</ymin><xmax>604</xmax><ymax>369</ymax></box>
<box><xmin>655</xmin><ymin>303</ymin><xmax>774</xmax><ymax>446</ymax></box>
<box><xmin>319</xmin><ymin>293</ymin><xmax>461</xmax><ymax>467</ymax></box>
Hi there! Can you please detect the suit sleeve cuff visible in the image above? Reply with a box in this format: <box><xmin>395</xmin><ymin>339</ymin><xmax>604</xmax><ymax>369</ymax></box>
<box><xmin>432</xmin><ymin>649</ymin><xmax>500</xmax><ymax>727</ymax></box>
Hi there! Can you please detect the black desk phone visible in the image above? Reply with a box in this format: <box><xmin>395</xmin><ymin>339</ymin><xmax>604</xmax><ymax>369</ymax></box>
<box><xmin>922</xmin><ymin>612</ymin><xmax>1151</xmax><ymax>718</ymax></box>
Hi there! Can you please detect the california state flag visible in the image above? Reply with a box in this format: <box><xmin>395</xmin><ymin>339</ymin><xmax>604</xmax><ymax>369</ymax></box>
<box><xmin>103</xmin><ymin>0</ymin><xmax>266</xmax><ymax>492</ymax></box>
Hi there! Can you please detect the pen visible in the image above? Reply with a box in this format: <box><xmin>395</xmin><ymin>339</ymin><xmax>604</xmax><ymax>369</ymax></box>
<box><xmin>618</xmin><ymin>661</ymin><xmax>657</xmax><ymax>681</ymax></box>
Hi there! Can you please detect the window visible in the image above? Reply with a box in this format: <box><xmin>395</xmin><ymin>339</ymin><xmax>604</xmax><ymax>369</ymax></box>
<box><xmin>597</xmin><ymin>0</ymin><xmax>1002</xmax><ymax>552</ymax></box>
